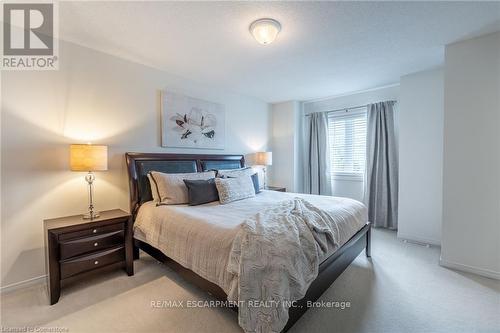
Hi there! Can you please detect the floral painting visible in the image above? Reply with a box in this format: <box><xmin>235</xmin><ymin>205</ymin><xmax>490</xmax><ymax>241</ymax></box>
<box><xmin>161</xmin><ymin>92</ymin><xmax>225</xmax><ymax>149</ymax></box>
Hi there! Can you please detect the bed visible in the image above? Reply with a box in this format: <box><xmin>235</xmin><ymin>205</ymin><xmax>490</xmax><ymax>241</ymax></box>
<box><xmin>126</xmin><ymin>152</ymin><xmax>371</xmax><ymax>332</ymax></box>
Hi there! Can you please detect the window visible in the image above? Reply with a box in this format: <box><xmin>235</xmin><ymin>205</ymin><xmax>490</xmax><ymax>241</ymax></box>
<box><xmin>328</xmin><ymin>108</ymin><xmax>367</xmax><ymax>181</ymax></box>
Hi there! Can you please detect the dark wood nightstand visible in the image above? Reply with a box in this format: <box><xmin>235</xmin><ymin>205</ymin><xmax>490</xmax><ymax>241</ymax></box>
<box><xmin>44</xmin><ymin>209</ymin><xmax>133</xmax><ymax>305</ymax></box>
<box><xmin>265</xmin><ymin>186</ymin><xmax>286</xmax><ymax>192</ymax></box>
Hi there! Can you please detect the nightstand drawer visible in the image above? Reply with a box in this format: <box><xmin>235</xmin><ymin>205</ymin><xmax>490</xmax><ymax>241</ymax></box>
<box><xmin>59</xmin><ymin>222</ymin><xmax>124</xmax><ymax>241</ymax></box>
<box><xmin>60</xmin><ymin>246</ymin><xmax>125</xmax><ymax>279</ymax></box>
<box><xmin>60</xmin><ymin>230</ymin><xmax>124</xmax><ymax>260</ymax></box>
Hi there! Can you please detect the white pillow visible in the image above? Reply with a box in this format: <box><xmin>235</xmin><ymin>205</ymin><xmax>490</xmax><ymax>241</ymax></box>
<box><xmin>215</xmin><ymin>176</ymin><xmax>255</xmax><ymax>204</ymax></box>
<box><xmin>147</xmin><ymin>173</ymin><xmax>160</xmax><ymax>204</ymax></box>
<box><xmin>150</xmin><ymin>170</ymin><xmax>216</xmax><ymax>205</ymax></box>
<box><xmin>217</xmin><ymin>167</ymin><xmax>253</xmax><ymax>178</ymax></box>
<box><xmin>217</xmin><ymin>167</ymin><xmax>265</xmax><ymax>190</ymax></box>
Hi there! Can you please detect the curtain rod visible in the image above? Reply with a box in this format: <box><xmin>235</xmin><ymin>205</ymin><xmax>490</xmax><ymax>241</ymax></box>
<box><xmin>305</xmin><ymin>104</ymin><xmax>367</xmax><ymax>117</ymax></box>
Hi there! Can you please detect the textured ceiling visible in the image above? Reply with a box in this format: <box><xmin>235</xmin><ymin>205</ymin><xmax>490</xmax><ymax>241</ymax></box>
<box><xmin>59</xmin><ymin>1</ymin><xmax>500</xmax><ymax>102</ymax></box>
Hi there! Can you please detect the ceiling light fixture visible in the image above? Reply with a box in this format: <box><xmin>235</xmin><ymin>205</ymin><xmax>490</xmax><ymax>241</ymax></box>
<box><xmin>249</xmin><ymin>18</ymin><xmax>281</xmax><ymax>45</ymax></box>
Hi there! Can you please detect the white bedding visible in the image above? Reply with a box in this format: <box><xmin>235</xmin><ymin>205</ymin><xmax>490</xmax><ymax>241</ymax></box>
<box><xmin>134</xmin><ymin>190</ymin><xmax>368</xmax><ymax>296</ymax></box>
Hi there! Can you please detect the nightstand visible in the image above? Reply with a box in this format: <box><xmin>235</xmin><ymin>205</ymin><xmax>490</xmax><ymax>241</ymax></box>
<box><xmin>44</xmin><ymin>209</ymin><xmax>133</xmax><ymax>305</ymax></box>
<box><xmin>265</xmin><ymin>186</ymin><xmax>286</xmax><ymax>192</ymax></box>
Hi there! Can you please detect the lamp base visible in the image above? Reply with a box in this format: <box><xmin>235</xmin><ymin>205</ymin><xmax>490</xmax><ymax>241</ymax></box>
<box><xmin>83</xmin><ymin>211</ymin><xmax>100</xmax><ymax>220</ymax></box>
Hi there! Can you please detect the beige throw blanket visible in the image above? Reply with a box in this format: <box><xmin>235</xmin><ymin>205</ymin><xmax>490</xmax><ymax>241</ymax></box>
<box><xmin>227</xmin><ymin>198</ymin><xmax>359</xmax><ymax>333</ymax></box>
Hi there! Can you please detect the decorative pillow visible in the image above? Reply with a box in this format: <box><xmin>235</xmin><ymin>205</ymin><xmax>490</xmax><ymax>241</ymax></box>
<box><xmin>251</xmin><ymin>173</ymin><xmax>261</xmax><ymax>194</ymax></box>
<box><xmin>183</xmin><ymin>178</ymin><xmax>219</xmax><ymax>206</ymax></box>
<box><xmin>147</xmin><ymin>173</ymin><xmax>160</xmax><ymax>204</ymax></box>
<box><xmin>251</xmin><ymin>166</ymin><xmax>266</xmax><ymax>190</ymax></box>
<box><xmin>225</xmin><ymin>173</ymin><xmax>261</xmax><ymax>194</ymax></box>
<box><xmin>216</xmin><ymin>167</ymin><xmax>254</xmax><ymax>179</ymax></box>
<box><xmin>150</xmin><ymin>170</ymin><xmax>216</xmax><ymax>205</ymax></box>
<box><xmin>215</xmin><ymin>176</ymin><xmax>256</xmax><ymax>204</ymax></box>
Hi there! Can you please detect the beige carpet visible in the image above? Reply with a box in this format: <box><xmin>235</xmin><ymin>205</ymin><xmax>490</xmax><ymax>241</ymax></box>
<box><xmin>1</xmin><ymin>229</ymin><xmax>499</xmax><ymax>333</ymax></box>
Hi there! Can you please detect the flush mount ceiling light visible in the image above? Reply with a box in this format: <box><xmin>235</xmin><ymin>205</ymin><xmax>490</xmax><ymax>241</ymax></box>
<box><xmin>249</xmin><ymin>18</ymin><xmax>281</xmax><ymax>45</ymax></box>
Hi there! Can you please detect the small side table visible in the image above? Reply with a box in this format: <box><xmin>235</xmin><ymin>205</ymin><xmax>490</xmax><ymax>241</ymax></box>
<box><xmin>44</xmin><ymin>209</ymin><xmax>133</xmax><ymax>304</ymax></box>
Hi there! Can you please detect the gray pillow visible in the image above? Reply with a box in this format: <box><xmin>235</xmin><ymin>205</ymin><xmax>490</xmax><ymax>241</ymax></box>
<box><xmin>215</xmin><ymin>176</ymin><xmax>256</xmax><ymax>204</ymax></box>
<box><xmin>251</xmin><ymin>173</ymin><xmax>261</xmax><ymax>194</ymax></box>
<box><xmin>183</xmin><ymin>178</ymin><xmax>219</xmax><ymax>206</ymax></box>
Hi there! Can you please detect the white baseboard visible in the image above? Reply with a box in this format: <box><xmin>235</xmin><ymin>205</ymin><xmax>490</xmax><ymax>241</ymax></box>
<box><xmin>397</xmin><ymin>232</ymin><xmax>441</xmax><ymax>246</ymax></box>
<box><xmin>439</xmin><ymin>257</ymin><xmax>500</xmax><ymax>280</ymax></box>
<box><xmin>0</xmin><ymin>274</ymin><xmax>46</xmax><ymax>294</ymax></box>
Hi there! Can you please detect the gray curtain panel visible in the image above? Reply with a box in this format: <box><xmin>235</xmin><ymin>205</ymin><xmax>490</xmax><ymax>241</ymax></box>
<box><xmin>305</xmin><ymin>112</ymin><xmax>332</xmax><ymax>195</ymax></box>
<box><xmin>364</xmin><ymin>101</ymin><xmax>398</xmax><ymax>229</ymax></box>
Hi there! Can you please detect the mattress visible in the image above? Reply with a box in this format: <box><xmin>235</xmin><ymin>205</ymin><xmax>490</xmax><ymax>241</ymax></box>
<box><xmin>133</xmin><ymin>190</ymin><xmax>367</xmax><ymax>295</ymax></box>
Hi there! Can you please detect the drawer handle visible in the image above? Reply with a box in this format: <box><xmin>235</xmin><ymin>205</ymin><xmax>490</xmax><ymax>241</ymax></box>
<box><xmin>94</xmin><ymin>260</ymin><xmax>99</xmax><ymax>265</ymax></box>
<box><xmin>94</xmin><ymin>242</ymin><xmax>98</xmax><ymax>247</ymax></box>
<box><xmin>92</xmin><ymin>229</ymin><xmax>98</xmax><ymax>234</ymax></box>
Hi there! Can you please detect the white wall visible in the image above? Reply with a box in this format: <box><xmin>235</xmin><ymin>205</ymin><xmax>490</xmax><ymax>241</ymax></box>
<box><xmin>269</xmin><ymin>101</ymin><xmax>301</xmax><ymax>192</ymax></box>
<box><xmin>441</xmin><ymin>32</ymin><xmax>500</xmax><ymax>279</ymax></box>
<box><xmin>302</xmin><ymin>85</ymin><xmax>400</xmax><ymax>201</ymax></box>
<box><xmin>398</xmin><ymin>69</ymin><xmax>444</xmax><ymax>245</ymax></box>
<box><xmin>1</xmin><ymin>40</ymin><xmax>270</xmax><ymax>288</ymax></box>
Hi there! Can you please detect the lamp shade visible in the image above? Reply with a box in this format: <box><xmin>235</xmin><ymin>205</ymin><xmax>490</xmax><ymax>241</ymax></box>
<box><xmin>70</xmin><ymin>144</ymin><xmax>108</xmax><ymax>171</ymax></box>
<box><xmin>254</xmin><ymin>151</ymin><xmax>272</xmax><ymax>166</ymax></box>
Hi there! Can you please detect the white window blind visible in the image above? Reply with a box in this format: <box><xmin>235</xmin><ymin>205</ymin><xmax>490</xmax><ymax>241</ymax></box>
<box><xmin>328</xmin><ymin>108</ymin><xmax>367</xmax><ymax>179</ymax></box>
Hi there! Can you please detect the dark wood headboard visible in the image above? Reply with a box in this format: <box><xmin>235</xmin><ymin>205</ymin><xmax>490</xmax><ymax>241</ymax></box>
<box><xmin>125</xmin><ymin>152</ymin><xmax>245</xmax><ymax>219</ymax></box>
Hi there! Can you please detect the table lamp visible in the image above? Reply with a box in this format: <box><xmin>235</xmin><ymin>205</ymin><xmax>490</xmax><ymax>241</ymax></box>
<box><xmin>253</xmin><ymin>151</ymin><xmax>272</xmax><ymax>188</ymax></box>
<box><xmin>70</xmin><ymin>144</ymin><xmax>108</xmax><ymax>219</ymax></box>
